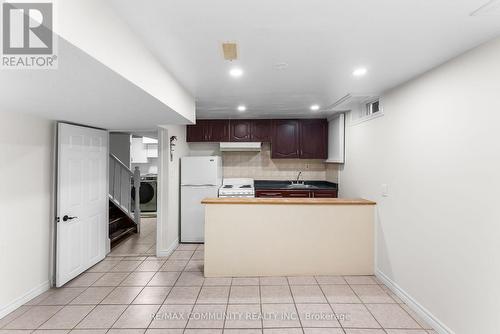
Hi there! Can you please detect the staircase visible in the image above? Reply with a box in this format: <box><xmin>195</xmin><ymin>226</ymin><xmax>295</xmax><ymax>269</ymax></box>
<box><xmin>109</xmin><ymin>153</ymin><xmax>141</xmax><ymax>245</ymax></box>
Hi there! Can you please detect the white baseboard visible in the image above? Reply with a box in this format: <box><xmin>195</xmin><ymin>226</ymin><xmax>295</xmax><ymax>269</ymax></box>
<box><xmin>376</xmin><ymin>269</ymin><xmax>454</xmax><ymax>334</ymax></box>
<box><xmin>0</xmin><ymin>280</ymin><xmax>50</xmax><ymax>319</ymax></box>
<box><xmin>156</xmin><ymin>238</ymin><xmax>179</xmax><ymax>257</ymax></box>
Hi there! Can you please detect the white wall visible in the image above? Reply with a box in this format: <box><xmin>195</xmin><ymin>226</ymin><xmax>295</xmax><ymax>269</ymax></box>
<box><xmin>340</xmin><ymin>37</ymin><xmax>500</xmax><ymax>334</ymax></box>
<box><xmin>0</xmin><ymin>113</ymin><xmax>54</xmax><ymax>317</ymax></box>
<box><xmin>56</xmin><ymin>0</ymin><xmax>195</xmax><ymax>123</ymax></box>
<box><xmin>132</xmin><ymin>158</ymin><xmax>158</xmax><ymax>176</ymax></box>
<box><xmin>157</xmin><ymin>125</ymin><xmax>190</xmax><ymax>256</ymax></box>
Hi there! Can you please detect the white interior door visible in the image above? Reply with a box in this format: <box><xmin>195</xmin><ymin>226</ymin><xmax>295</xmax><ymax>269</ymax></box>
<box><xmin>56</xmin><ymin>123</ymin><xmax>108</xmax><ymax>287</ymax></box>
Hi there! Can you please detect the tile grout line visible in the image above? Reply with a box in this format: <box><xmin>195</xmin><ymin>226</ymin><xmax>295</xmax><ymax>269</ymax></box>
<box><xmin>285</xmin><ymin>276</ymin><xmax>305</xmax><ymax>334</ymax></box>
<box><xmin>66</xmin><ymin>256</ymin><xmax>148</xmax><ymax>331</ymax></box>
<box><xmin>106</xmin><ymin>253</ymin><xmax>159</xmax><ymax>332</ymax></box>
<box><xmin>30</xmin><ymin>274</ymin><xmax>114</xmax><ymax>332</ymax></box>
<box><xmin>258</xmin><ymin>279</ymin><xmax>264</xmax><ymax>331</ymax></box>
<box><xmin>182</xmin><ymin>247</ymin><xmax>204</xmax><ymax>334</ymax></box>
<box><xmin>314</xmin><ymin>276</ymin><xmax>346</xmax><ymax>334</ymax></box>
<box><xmin>367</xmin><ymin>277</ymin><xmax>428</xmax><ymax>330</ymax></box>
<box><xmin>67</xmin><ymin>256</ymin><xmax>148</xmax><ymax>331</ymax></box>
<box><xmin>221</xmin><ymin>259</ymin><xmax>233</xmax><ymax>332</ymax></box>
<box><xmin>346</xmin><ymin>279</ymin><xmax>396</xmax><ymax>333</ymax></box>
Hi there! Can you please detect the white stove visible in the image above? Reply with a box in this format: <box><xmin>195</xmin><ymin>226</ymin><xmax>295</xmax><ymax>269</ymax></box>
<box><xmin>218</xmin><ymin>178</ymin><xmax>255</xmax><ymax>198</ymax></box>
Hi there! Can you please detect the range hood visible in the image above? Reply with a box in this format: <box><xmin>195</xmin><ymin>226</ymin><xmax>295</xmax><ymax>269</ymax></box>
<box><xmin>220</xmin><ymin>142</ymin><xmax>262</xmax><ymax>152</ymax></box>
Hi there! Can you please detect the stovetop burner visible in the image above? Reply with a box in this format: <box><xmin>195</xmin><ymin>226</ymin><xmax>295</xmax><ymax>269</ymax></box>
<box><xmin>219</xmin><ymin>178</ymin><xmax>255</xmax><ymax>198</ymax></box>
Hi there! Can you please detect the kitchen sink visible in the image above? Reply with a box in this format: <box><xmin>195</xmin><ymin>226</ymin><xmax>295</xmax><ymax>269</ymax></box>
<box><xmin>286</xmin><ymin>183</ymin><xmax>318</xmax><ymax>189</ymax></box>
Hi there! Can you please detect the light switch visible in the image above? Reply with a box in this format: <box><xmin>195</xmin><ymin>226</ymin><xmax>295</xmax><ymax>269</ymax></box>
<box><xmin>381</xmin><ymin>184</ymin><xmax>389</xmax><ymax>197</ymax></box>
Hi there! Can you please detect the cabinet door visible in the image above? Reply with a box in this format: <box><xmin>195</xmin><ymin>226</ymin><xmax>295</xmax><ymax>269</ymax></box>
<box><xmin>230</xmin><ymin>120</ymin><xmax>252</xmax><ymax>142</ymax></box>
<box><xmin>312</xmin><ymin>190</ymin><xmax>338</xmax><ymax>198</ymax></box>
<box><xmin>255</xmin><ymin>190</ymin><xmax>284</xmax><ymax>198</ymax></box>
<box><xmin>207</xmin><ymin>120</ymin><xmax>230</xmax><ymax>142</ymax></box>
<box><xmin>271</xmin><ymin>120</ymin><xmax>300</xmax><ymax>158</ymax></box>
<box><xmin>186</xmin><ymin>120</ymin><xmax>209</xmax><ymax>142</ymax></box>
<box><xmin>251</xmin><ymin>119</ymin><xmax>272</xmax><ymax>142</ymax></box>
<box><xmin>282</xmin><ymin>190</ymin><xmax>311</xmax><ymax>198</ymax></box>
<box><xmin>299</xmin><ymin>119</ymin><xmax>328</xmax><ymax>159</ymax></box>
<box><xmin>130</xmin><ymin>137</ymin><xmax>148</xmax><ymax>163</ymax></box>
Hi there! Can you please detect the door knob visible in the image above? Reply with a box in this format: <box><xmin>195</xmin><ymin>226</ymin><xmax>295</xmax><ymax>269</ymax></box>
<box><xmin>63</xmin><ymin>215</ymin><xmax>78</xmax><ymax>222</ymax></box>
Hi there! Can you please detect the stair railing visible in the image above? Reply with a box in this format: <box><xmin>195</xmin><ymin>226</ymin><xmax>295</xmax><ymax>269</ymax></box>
<box><xmin>109</xmin><ymin>153</ymin><xmax>141</xmax><ymax>232</ymax></box>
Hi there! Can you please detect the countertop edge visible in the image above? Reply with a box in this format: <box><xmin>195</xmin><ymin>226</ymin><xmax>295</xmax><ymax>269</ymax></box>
<box><xmin>201</xmin><ymin>198</ymin><xmax>376</xmax><ymax>205</ymax></box>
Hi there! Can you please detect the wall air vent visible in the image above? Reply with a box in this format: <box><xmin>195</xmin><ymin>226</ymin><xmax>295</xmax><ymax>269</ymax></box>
<box><xmin>471</xmin><ymin>0</ymin><xmax>500</xmax><ymax>16</ymax></box>
<box><xmin>222</xmin><ymin>43</ymin><xmax>238</xmax><ymax>61</ymax></box>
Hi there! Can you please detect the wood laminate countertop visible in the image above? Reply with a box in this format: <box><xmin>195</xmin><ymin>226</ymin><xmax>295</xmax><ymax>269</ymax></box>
<box><xmin>201</xmin><ymin>198</ymin><xmax>376</xmax><ymax>205</ymax></box>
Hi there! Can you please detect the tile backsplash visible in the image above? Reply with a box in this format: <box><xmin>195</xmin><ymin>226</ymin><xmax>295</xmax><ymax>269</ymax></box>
<box><xmin>222</xmin><ymin>144</ymin><xmax>339</xmax><ymax>181</ymax></box>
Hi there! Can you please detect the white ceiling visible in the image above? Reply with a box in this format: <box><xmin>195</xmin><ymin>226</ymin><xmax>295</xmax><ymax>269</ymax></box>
<box><xmin>109</xmin><ymin>0</ymin><xmax>500</xmax><ymax>119</ymax></box>
<box><xmin>0</xmin><ymin>38</ymin><xmax>190</xmax><ymax>130</ymax></box>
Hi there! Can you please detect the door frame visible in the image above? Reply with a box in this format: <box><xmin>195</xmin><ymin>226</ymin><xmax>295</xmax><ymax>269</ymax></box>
<box><xmin>156</xmin><ymin>126</ymin><xmax>168</xmax><ymax>257</ymax></box>
<box><xmin>52</xmin><ymin>122</ymin><xmax>109</xmax><ymax>287</ymax></box>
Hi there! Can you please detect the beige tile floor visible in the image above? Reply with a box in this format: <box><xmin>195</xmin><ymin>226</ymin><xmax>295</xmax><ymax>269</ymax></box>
<box><xmin>108</xmin><ymin>218</ymin><xmax>157</xmax><ymax>257</ymax></box>
<box><xmin>0</xmin><ymin>242</ymin><xmax>437</xmax><ymax>334</ymax></box>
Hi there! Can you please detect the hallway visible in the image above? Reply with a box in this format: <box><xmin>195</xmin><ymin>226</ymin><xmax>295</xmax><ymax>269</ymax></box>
<box><xmin>109</xmin><ymin>218</ymin><xmax>157</xmax><ymax>257</ymax></box>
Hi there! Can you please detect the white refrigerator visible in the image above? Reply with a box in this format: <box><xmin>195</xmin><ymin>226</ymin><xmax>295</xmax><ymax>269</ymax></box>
<box><xmin>180</xmin><ymin>156</ymin><xmax>222</xmax><ymax>242</ymax></box>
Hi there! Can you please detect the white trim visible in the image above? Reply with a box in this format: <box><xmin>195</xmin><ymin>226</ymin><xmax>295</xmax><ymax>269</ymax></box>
<box><xmin>157</xmin><ymin>238</ymin><xmax>179</xmax><ymax>258</ymax></box>
<box><xmin>350</xmin><ymin>110</ymin><xmax>385</xmax><ymax>126</ymax></box>
<box><xmin>156</xmin><ymin>127</ymin><xmax>167</xmax><ymax>257</ymax></box>
<box><xmin>106</xmin><ymin>131</ymin><xmax>111</xmax><ymax>254</ymax></box>
<box><xmin>376</xmin><ymin>269</ymin><xmax>454</xmax><ymax>334</ymax></box>
<box><xmin>0</xmin><ymin>280</ymin><xmax>50</xmax><ymax>319</ymax></box>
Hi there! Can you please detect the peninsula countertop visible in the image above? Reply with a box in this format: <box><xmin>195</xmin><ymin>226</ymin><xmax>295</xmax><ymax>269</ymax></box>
<box><xmin>201</xmin><ymin>197</ymin><xmax>376</xmax><ymax>205</ymax></box>
<box><xmin>203</xmin><ymin>195</ymin><xmax>376</xmax><ymax>277</ymax></box>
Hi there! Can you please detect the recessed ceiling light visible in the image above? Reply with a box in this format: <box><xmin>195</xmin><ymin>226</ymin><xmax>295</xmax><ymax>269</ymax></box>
<box><xmin>310</xmin><ymin>104</ymin><xmax>320</xmax><ymax>111</ymax></box>
<box><xmin>237</xmin><ymin>105</ymin><xmax>247</xmax><ymax>112</ymax></box>
<box><xmin>229</xmin><ymin>67</ymin><xmax>244</xmax><ymax>77</ymax></box>
<box><xmin>353</xmin><ymin>67</ymin><xmax>368</xmax><ymax>77</ymax></box>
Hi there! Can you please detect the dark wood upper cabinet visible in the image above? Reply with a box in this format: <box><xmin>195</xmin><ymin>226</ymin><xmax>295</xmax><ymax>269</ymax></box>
<box><xmin>188</xmin><ymin>118</ymin><xmax>327</xmax><ymax>159</ymax></box>
<box><xmin>230</xmin><ymin>120</ymin><xmax>252</xmax><ymax>141</ymax></box>
<box><xmin>271</xmin><ymin>120</ymin><xmax>300</xmax><ymax>159</ymax></box>
<box><xmin>186</xmin><ymin>120</ymin><xmax>209</xmax><ymax>142</ymax></box>
<box><xmin>230</xmin><ymin>119</ymin><xmax>272</xmax><ymax>142</ymax></box>
<box><xmin>251</xmin><ymin>119</ymin><xmax>272</xmax><ymax>141</ymax></box>
<box><xmin>186</xmin><ymin>120</ymin><xmax>229</xmax><ymax>142</ymax></box>
<box><xmin>299</xmin><ymin>119</ymin><xmax>328</xmax><ymax>159</ymax></box>
<box><xmin>207</xmin><ymin>120</ymin><xmax>230</xmax><ymax>142</ymax></box>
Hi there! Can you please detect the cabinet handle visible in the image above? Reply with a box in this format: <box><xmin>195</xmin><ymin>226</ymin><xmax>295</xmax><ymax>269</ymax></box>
<box><xmin>261</xmin><ymin>192</ymin><xmax>281</xmax><ymax>196</ymax></box>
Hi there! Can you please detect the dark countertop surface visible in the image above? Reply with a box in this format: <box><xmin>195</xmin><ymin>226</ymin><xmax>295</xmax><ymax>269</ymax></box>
<box><xmin>255</xmin><ymin>180</ymin><xmax>338</xmax><ymax>190</ymax></box>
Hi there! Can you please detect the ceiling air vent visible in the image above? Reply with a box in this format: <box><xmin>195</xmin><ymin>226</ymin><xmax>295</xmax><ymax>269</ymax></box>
<box><xmin>222</xmin><ymin>43</ymin><xmax>238</xmax><ymax>61</ymax></box>
<box><xmin>471</xmin><ymin>0</ymin><xmax>500</xmax><ymax>16</ymax></box>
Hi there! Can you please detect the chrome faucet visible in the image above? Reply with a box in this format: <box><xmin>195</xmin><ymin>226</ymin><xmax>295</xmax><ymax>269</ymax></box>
<box><xmin>292</xmin><ymin>171</ymin><xmax>304</xmax><ymax>184</ymax></box>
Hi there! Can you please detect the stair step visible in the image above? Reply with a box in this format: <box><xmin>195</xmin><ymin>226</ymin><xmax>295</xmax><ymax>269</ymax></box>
<box><xmin>109</xmin><ymin>216</ymin><xmax>124</xmax><ymax>225</ymax></box>
<box><xmin>110</xmin><ymin>226</ymin><xmax>137</xmax><ymax>244</ymax></box>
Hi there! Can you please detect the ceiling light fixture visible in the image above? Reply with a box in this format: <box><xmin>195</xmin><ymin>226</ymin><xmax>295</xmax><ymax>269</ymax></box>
<box><xmin>229</xmin><ymin>67</ymin><xmax>244</xmax><ymax>77</ymax></box>
<box><xmin>310</xmin><ymin>104</ymin><xmax>320</xmax><ymax>111</ymax></box>
<box><xmin>353</xmin><ymin>67</ymin><xmax>368</xmax><ymax>77</ymax></box>
<box><xmin>237</xmin><ymin>105</ymin><xmax>247</xmax><ymax>112</ymax></box>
